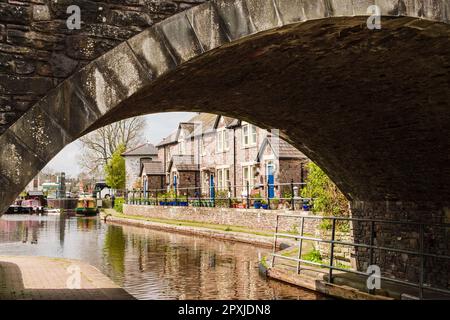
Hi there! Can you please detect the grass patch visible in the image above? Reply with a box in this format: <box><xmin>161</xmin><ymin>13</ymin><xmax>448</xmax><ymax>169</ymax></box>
<box><xmin>302</xmin><ymin>249</ymin><xmax>323</xmax><ymax>264</ymax></box>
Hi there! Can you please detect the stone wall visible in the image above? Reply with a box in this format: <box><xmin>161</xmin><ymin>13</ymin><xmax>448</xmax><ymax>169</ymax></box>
<box><xmin>0</xmin><ymin>0</ymin><xmax>206</xmax><ymax>134</ymax></box>
<box><xmin>351</xmin><ymin>201</ymin><xmax>450</xmax><ymax>292</ymax></box>
<box><xmin>315</xmin><ymin>228</ymin><xmax>356</xmax><ymax>269</ymax></box>
<box><xmin>123</xmin><ymin>204</ymin><xmax>320</xmax><ymax>234</ymax></box>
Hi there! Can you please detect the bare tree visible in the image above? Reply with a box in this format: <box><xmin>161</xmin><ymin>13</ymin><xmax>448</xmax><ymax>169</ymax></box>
<box><xmin>78</xmin><ymin>117</ymin><xmax>146</xmax><ymax>174</ymax></box>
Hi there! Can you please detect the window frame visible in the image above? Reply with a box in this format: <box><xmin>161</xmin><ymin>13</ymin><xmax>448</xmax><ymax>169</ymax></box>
<box><xmin>242</xmin><ymin>124</ymin><xmax>257</xmax><ymax>148</ymax></box>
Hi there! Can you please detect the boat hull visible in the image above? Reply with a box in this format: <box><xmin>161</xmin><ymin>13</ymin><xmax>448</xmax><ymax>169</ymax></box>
<box><xmin>75</xmin><ymin>208</ymin><xmax>98</xmax><ymax>217</ymax></box>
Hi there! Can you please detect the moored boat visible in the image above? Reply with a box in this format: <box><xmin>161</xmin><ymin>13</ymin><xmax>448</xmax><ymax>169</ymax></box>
<box><xmin>21</xmin><ymin>198</ymin><xmax>44</xmax><ymax>214</ymax></box>
<box><xmin>75</xmin><ymin>196</ymin><xmax>99</xmax><ymax>217</ymax></box>
<box><xmin>6</xmin><ymin>200</ymin><xmax>22</xmax><ymax>214</ymax></box>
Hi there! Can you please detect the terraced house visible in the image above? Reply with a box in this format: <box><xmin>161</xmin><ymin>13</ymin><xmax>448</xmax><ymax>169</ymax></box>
<box><xmin>124</xmin><ymin>114</ymin><xmax>309</xmax><ymax>199</ymax></box>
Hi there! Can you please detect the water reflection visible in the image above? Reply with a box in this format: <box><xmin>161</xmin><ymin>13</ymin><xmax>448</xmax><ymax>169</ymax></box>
<box><xmin>0</xmin><ymin>214</ymin><xmax>326</xmax><ymax>300</ymax></box>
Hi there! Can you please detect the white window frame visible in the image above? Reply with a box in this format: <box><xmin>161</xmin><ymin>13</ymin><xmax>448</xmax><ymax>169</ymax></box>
<box><xmin>216</xmin><ymin>129</ymin><xmax>229</xmax><ymax>153</ymax></box>
<box><xmin>242</xmin><ymin>165</ymin><xmax>256</xmax><ymax>189</ymax></box>
<box><xmin>242</xmin><ymin>123</ymin><xmax>257</xmax><ymax>148</ymax></box>
<box><xmin>216</xmin><ymin>168</ymin><xmax>230</xmax><ymax>191</ymax></box>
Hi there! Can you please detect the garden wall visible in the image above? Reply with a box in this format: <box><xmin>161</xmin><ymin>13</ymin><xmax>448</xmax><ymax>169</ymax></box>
<box><xmin>123</xmin><ymin>204</ymin><xmax>320</xmax><ymax>234</ymax></box>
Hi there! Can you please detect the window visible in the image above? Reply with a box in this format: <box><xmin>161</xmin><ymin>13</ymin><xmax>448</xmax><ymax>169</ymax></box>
<box><xmin>242</xmin><ymin>124</ymin><xmax>257</xmax><ymax>147</ymax></box>
<box><xmin>216</xmin><ymin>168</ymin><xmax>230</xmax><ymax>191</ymax></box>
<box><xmin>201</xmin><ymin>138</ymin><xmax>207</xmax><ymax>156</ymax></box>
<box><xmin>242</xmin><ymin>165</ymin><xmax>256</xmax><ymax>189</ymax></box>
<box><xmin>216</xmin><ymin>129</ymin><xmax>229</xmax><ymax>153</ymax></box>
<box><xmin>217</xmin><ymin>169</ymin><xmax>223</xmax><ymax>191</ymax></box>
<box><xmin>179</xmin><ymin>139</ymin><xmax>185</xmax><ymax>154</ymax></box>
<box><xmin>224</xmin><ymin>130</ymin><xmax>229</xmax><ymax>150</ymax></box>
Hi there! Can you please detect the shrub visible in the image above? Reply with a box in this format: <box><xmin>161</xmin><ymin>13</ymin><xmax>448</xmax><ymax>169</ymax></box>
<box><xmin>301</xmin><ymin>162</ymin><xmax>349</xmax><ymax>232</ymax></box>
<box><xmin>114</xmin><ymin>197</ymin><xmax>125</xmax><ymax>213</ymax></box>
<box><xmin>215</xmin><ymin>190</ymin><xmax>229</xmax><ymax>207</ymax></box>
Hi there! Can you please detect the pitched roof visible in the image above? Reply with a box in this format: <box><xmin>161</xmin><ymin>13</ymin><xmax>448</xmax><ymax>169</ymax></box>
<box><xmin>122</xmin><ymin>143</ymin><xmax>158</xmax><ymax>156</ymax></box>
<box><xmin>140</xmin><ymin>161</ymin><xmax>164</xmax><ymax>176</ymax></box>
<box><xmin>168</xmin><ymin>155</ymin><xmax>199</xmax><ymax>172</ymax></box>
<box><xmin>156</xmin><ymin>113</ymin><xmax>219</xmax><ymax>147</ymax></box>
<box><xmin>256</xmin><ymin>136</ymin><xmax>307</xmax><ymax>161</ymax></box>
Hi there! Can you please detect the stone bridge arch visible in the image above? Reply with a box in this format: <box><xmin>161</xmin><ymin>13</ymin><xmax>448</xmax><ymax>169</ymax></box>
<box><xmin>0</xmin><ymin>0</ymin><xmax>449</xmax><ymax>220</ymax></box>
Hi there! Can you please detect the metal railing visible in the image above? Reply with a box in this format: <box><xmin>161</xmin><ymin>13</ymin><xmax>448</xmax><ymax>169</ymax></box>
<box><xmin>121</xmin><ymin>180</ymin><xmax>311</xmax><ymax>211</ymax></box>
<box><xmin>271</xmin><ymin>214</ymin><xmax>450</xmax><ymax>299</ymax></box>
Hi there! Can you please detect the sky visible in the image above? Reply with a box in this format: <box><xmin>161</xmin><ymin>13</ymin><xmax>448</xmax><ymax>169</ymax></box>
<box><xmin>44</xmin><ymin>112</ymin><xmax>197</xmax><ymax>178</ymax></box>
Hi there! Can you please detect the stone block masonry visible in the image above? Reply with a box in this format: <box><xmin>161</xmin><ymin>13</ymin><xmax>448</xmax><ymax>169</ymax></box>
<box><xmin>0</xmin><ymin>0</ymin><xmax>207</xmax><ymax>134</ymax></box>
<box><xmin>123</xmin><ymin>204</ymin><xmax>320</xmax><ymax>235</ymax></box>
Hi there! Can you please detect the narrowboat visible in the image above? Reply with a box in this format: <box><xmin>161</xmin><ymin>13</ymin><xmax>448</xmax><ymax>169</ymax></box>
<box><xmin>6</xmin><ymin>199</ymin><xmax>22</xmax><ymax>214</ymax></box>
<box><xmin>21</xmin><ymin>198</ymin><xmax>44</xmax><ymax>214</ymax></box>
<box><xmin>75</xmin><ymin>196</ymin><xmax>99</xmax><ymax>217</ymax></box>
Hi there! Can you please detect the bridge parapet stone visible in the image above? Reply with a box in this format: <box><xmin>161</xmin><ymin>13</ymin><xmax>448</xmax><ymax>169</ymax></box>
<box><xmin>214</xmin><ymin>0</ymin><xmax>255</xmax><ymax>40</ymax></box>
<box><xmin>328</xmin><ymin>0</ymin><xmax>357</xmax><ymax>16</ymax></box>
<box><xmin>186</xmin><ymin>2</ymin><xmax>230</xmax><ymax>51</ymax></box>
<box><xmin>244</xmin><ymin>0</ymin><xmax>283</xmax><ymax>32</ymax></box>
<box><xmin>40</xmin><ymin>80</ymin><xmax>99</xmax><ymax>139</ymax></box>
<box><xmin>159</xmin><ymin>13</ymin><xmax>205</xmax><ymax>63</ymax></box>
<box><xmin>127</xmin><ymin>28</ymin><xmax>178</xmax><ymax>79</ymax></box>
<box><xmin>9</xmin><ymin>104</ymin><xmax>73</xmax><ymax>163</ymax></box>
<box><xmin>0</xmin><ymin>131</ymin><xmax>45</xmax><ymax>192</ymax></box>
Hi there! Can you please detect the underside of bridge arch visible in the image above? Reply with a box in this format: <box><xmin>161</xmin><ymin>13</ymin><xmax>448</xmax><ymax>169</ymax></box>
<box><xmin>0</xmin><ymin>3</ymin><xmax>449</xmax><ymax>215</ymax></box>
<box><xmin>0</xmin><ymin>0</ymin><xmax>449</xmax><ymax>292</ymax></box>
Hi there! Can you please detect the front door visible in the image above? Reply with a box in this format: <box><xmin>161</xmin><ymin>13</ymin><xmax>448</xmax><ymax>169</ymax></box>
<box><xmin>209</xmin><ymin>174</ymin><xmax>215</xmax><ymax>199</ymax></box>
<box><xmin>267</xmin><ymin>163</ymin><xmax>275</xmax><ymax>199</ymax></box>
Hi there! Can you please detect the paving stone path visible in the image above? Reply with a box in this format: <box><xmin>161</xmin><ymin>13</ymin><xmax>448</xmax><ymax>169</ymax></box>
<box><xmin>0</xmin><ymin>256</ymin><xmax>134</xmax><ymax>300</ymax></box>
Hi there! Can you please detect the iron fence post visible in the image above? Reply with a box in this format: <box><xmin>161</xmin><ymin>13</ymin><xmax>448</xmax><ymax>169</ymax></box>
<box><xmin>290</xmin><ymin>179</ymin><xmax>294</xmax><ymax>211</ymax></box>
<box><xmin>174</xmin><ymin>184</ymin><xmax>178</xmax><ymax>206</ymax></box>
<box><xmin>329</xmin><ymin>218</ymin><xmax>336</xmax><ymax>283</ymax></box>
<box><xmin>155</xmin><ymin>189</ymin><xmax>158</xmax><ymax>206</ymax></box>
<box><xmin>272</xmin><ymin>214</ymin><xmax>279</xmax><ymax>268</ymax></box>
<box><xmin>228</xmin><ymin>185</ymin><xmax>232</xmax><ymax>208</ymax></box>
<box><xmin>267</xmin><ymin>182</ymin><xmax>270</xmax><ymax>209</ymax></box>
<box><xmin>246</xmin><ymin>181</ymin><xmax>250</xmax><ymax>209</ymax></box>
<box><xmin>296</xmin><ymin>216</ymin><xmax>305</xmax><ymax>274</ymax></box>
<box><xmin>132</xmin><ymin>190</ymin><xmax>135</xmax><ymax>205</ymax></box>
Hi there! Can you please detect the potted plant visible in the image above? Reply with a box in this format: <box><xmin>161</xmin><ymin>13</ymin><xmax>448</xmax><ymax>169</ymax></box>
<box><xmin>261</xmin><ymin>199</ymin><xmax>269</xmax><ymax>210</ymax></box>
<box><xmin>270</xmin><ymin>197</ymin><xmax>280</xmax><ymax>210</ymax></box>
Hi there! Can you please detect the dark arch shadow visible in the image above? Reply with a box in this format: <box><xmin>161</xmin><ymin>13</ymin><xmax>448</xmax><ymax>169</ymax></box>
<box><xmin>0</xmin><ymin>0</ymin><xmax>449</xmax><ymax>216</ymax></box>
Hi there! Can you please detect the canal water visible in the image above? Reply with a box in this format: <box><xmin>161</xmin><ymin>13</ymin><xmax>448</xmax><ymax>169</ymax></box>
<box><xmin>0</xmin><ymin>214</ymin><xmax>326</xmax><ymax>300</ymax></box>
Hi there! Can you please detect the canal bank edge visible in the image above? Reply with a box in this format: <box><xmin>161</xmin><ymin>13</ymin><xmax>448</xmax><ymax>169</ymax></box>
<box><xmin>102</xmin><ymin>211</ymin><xmax>278</xmax><ymax>248</ymax></box>
<box><xmin>103</xmin><ymin>210</ymin><xmax>396</xmax><ymax>300</ymax></box>
<box><xmin>264</xmin><ymin>266</ymin><xmax>392</xmax><ymax>300</ymax></box>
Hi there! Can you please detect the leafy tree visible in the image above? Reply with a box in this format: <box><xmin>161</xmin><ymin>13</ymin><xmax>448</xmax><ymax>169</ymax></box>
<box><xmin>104</xmin><ymin>144</ymin><xmax>126</xmax><ymax>190</ymax></box>
<box><xmin>301</xmin><ymin>162</ymin><xmax>349</xmax><ymax>217</ymax></box>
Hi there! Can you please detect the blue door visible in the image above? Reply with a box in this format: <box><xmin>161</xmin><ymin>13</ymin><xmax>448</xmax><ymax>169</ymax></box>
<box><xmin>209</xmin><ymin>174</ymin><xmax>215</xmax><ymax>199</ymax></box>
<box><xmin>173</xmin><ymin>175</ymin><xmax>177</xmax><ymax>189</ymax></box>
<box><xmin>267</xmin><ymin>163</ymin><xmax>275</xmax><ymax>199</ymax></box>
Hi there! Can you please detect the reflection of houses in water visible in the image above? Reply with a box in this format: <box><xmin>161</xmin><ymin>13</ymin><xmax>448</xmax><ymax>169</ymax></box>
<box><xmin>0</xmin><ymin>219</ymin><xmax>42</xmax><ymax>244</ymax></box>
<box><xmin>115</xmin><ymin>225</ymin><xmax>267</xmax><ymax>299</ymax></box>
